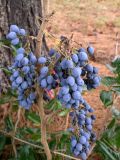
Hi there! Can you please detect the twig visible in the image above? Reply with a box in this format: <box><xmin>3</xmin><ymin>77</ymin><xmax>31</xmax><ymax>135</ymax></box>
<box><xmin>115</xmin><ymin>32</ymin><xmax>119</xmax><ymax>56</ymax></box>
<box><xmin>53</xmin><ymin>151</ymin><xmax>81</xmax><ymax>160</ymax></box>
<box><xmin>35</xmin><ymin>0</ymin><xmax>52</xmax><ymax>159</ymax></box>
<box><xmin>37</xmin><ymin>87</ymin><xmax>52</xmax><ymax>160</ymax></box>
<box><xmin>12</xmin><ymin>107</ymin><xmax>21</xmax><ymax>158</ymax></box>
<box><xmin>0</xmin><ymin>130</ymin><xmax>43</xmax><ymax>150</ymax></box>
<box><xmin>65</xmin><ymin>113</ymin><xmax>69</xmax><ymax>131</ymax></box>
<box><xmin>0</xmin><ymin>129</ymin><xmax>81</xmax><ymax>160</ymax></box>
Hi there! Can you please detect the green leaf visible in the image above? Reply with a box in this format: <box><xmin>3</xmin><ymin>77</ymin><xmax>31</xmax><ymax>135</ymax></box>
<box><xmin>107</xmin><ymin>118</ymin><xmax>116</xmax><ymax>129</ymax></box>
<box><xmin>54</xmin><ymin>101</ymin><xmax>62</xmax><ymax>110</ymax></box>
<box><xmin>112</xmin><ymin>86</ymin><xmax>120</xmax><ymax>94</ymax></box>
<box><xmin>102</xmin><ymin>77</ymin><xmax>117</xmax><ymax>86</ymax></box>
<box><xmin>106</xmin><ymin>64</ymin><xmax>116</xmax><ymax>73</ymax></box>
<box><xmin>5</xmin><ymin>116</ymin><xmax>14</xmax><ymax>131</ymax></box>
<box><xmin>45</xmin><ymin>99</ymin><xmax>56</xmax><ymax>110</ymax></box>
<box><xmin>0</xmin><ymin>68</ymin><xmax>12</xmax><ymax>75</ymax></box>
<box><xmin>0</xmin><ymin>89</ymin><xmax>17</xmax><ymax>105</ymax></box>
<box><xmin>58</xmin><ymin>109</ymin><xmax>69</xmax><ymax>117</ymax></box>
<box><xmin>100</xmin><ymin>90</ymin><xmax>113</xmax><ymax>107</ymax></box>
<box><xmin>11</xmin><ymin>45</ymin><xmax>18</xmax><ymax>56</ymax></box>
<box><xmin>19</xmin><ymin>145</ymin><xmax>36</xmax><ymax>160</ymax></box>
<box><xmin>111</xmin><ymin>125</ymin><xmax>120</xmax><ymax>148</ymax></box>
<box><xmin>0</xmin><ymin>134</ymin><xmax>6</xmax><ymax>151</ymax></box>
<box><xmin>97</xmin><ymin>141</ymin><xmax>116</xmax><ymax>160</ymax></box>
<box><xmin>0</xmin><ymin>95</ymin><xmax>12</xmax><ymax>104</ymax></box>
<box><xmin>112</xmin><ymin>58</ymin><xmax>120</xmax><ymax>68</ymax></box>
<box><xmin>25</xmin><ymin>112</ymin><xmax>40</xmax><ymax>124</ymax></box>
<box><xmin>0</xmin><ymin>39</ymin><xmax>11</xmax><ymax>45</ymax></box>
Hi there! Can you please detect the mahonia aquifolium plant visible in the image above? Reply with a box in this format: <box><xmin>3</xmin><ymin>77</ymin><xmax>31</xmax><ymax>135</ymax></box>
<box><xmin>6</xmin><ymin>24</ymin><xmax>100</xmax><ymax>160</ymax></box>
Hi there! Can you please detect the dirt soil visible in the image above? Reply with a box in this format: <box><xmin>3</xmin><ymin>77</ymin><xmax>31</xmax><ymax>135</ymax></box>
<box><xmin>46</xmin><ymin>0</ymin><xmax>120</xmax><ymax>137</ymax></box>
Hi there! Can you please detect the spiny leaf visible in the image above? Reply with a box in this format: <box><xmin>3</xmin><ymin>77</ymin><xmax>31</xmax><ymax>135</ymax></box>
<box><xmin>102</xmin><ymin>77</ymin><xmax>117</xmax><ymax>86</ymax></box>
<box><xmin>0</xmin><ymin>68</ymin><xmax>12</xmax><ymax>75</ymax></box>
<box><xmin>25</xmin><ymin>112</ymin><xmax>40</xmax><ymax>124</ymax></box>
<box><xmin>58</xmin><ymin>109</ymin><xmax>70</xmax><ymax>117</ymax></box>
<box><xmin>0</xmin><ymin>95</ymin><xmax>12</xmax><ymax>104</ymax></box>
<box><xmin>100</xmin><ymin>90</ymin><xmax>113</xmax><ymax>107</ymax></box>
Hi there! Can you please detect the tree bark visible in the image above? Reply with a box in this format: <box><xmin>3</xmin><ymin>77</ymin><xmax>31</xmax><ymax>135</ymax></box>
<box><xmin>0</xmin><ymin>0</ymin><xmax>42</xmax><ymax>38</ymax></box>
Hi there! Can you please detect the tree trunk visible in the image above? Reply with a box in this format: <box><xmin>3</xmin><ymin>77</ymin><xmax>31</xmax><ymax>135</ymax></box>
<box><xmin>0</xmin><ymin>0</ymin><xmax>48</xmax><ymax>94</ymax></box>
<box><xmin>0</xmin><ymin>0</ymin><xmax>42</xmax><ymax>39</ymax></box>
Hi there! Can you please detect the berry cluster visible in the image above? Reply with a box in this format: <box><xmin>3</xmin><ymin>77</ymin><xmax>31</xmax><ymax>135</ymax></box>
<box><xmin>8</xmin><ymin>25</ymin><xmax>37</xmax><ymax>109</ymax></box>
<box><xmin>6</xmin><ymin>25</ymin><xmax>26</xmax><ymax>45</ymax></box>
<box><xmin>69</xmin><ymin>101</ymin><xmax>96</xmax><ymax>160</ymax></box>
<box><xmin>7</xmin><ymin>25</ymin><xmax>100</xmax><ymax>160</ymax></box>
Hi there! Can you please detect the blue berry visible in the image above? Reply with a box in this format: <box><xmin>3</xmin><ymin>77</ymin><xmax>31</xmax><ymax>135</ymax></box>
<box><xmin>29</xmin><ymin>92</ymin><xmax>36</xmax><ymax>100</ymax></box>
<box><xmin>70</xmin><ymin>99</ymin><xmax>75</xmax><ymax>104</ymax></box>
<box><xmin>61</xmin><ymin>59</ymin><xmax>67</xmax><ymax>69</ymax></box>
<box><xmin>47</xmin><ymin>75</ymin><xmax>54</xmax><ymax>84</ymax></box>
<box><xmin>71</xmin><ymin>54</ymin><xmax>78</xmax><ymax>63</ymax></box>
<box><xmin>86</xmin><ymin>125</ymin><xmax>92</xmax><ymax>131</ymax></box>
<box><xmin>40</xmin><ymin>66</ymin><xmax>48</xmax><ymax>76</ymax></box>
<box><xmin>79</xmin><ymin>136</ymin><xmax>86</xmax><ymax>144</ymax></box>
<box><xmin>82</xmin><ymin>132</ymin><xmax>90</xmax><ymax>140</ymax></box>
<box><xmin>89</xmin><ymin>108</ymin><xmax>94</xmax><ymax>113</ymax></box>
<box><xmin>21</xmin><ymin>57</ymin><xmax>29</xmax><ymax>65</ymax></box>
<box><xmin>6</xmin><ymin>32</ymin><xmax>17</xmax><ymax>40</ymax></box>
<box><xmin>16</xmin><ymin>76</ymin><xmax>23</xmax><ymax>84</ymax></box>
<box><xmin>78</xmin><ymin>52</ymin><xmax>88</xmax><ymax>61</ymax></box>
<box><xmin>71</xmin><ymin>83</ymin><xmax>77</xmax><ymax>91</ymax></box>
<box><xmin>61</xmin><ymin>86</ymin><xmax>69</xmax><ymax>95</ymax></box>
<box><xmin>29</xmin><ymin>52</ymin><xmax>37</xmax><ymax>64</ymax></box>
<box><xmin>87</xmin><ymin>46</ymin><xmax>94</xmax><ymax>55</ymax></box>
<box><xmin>63</xmin><ymin>93</ymin><xmax>71</xmax><ymax>102</ymax></box>
<box><xmin>10</xmin><ymin>25</ymin><xmax>20</xmax><ymax>33</ymax></box>
<box><xmin>21</xmin><ymin>81</ymin><xmax>28</xmax><ymax>90</ymax></box>
<box><xmin>15</xmin><ymin>54</ymin><xmax>24</xmax><ymax>61</ymax></box>
<box><xmin>38</xmin><ymin>56</ymin><xmax>47</xmax><ymax>64</ymax></box>
<box><xmin>93</xmin><ymin>76</ymin><xmax>100</xmax><ymax>85</ymax></box>
<box><xmin>40</xmin><ymin>79</ymin><xmax>47</xmax><ymax>88</ymax></box>
<box><xmin>71</xmin><ymin>139</ymin><xmax>77</xmax><ymax>147</ymax></box>
<box><xmin>12</xmin><ymin>81</ymin><xmax>18</xmax><ymax>89</ymax></box>
<box><xmin>93</xmin><ymin>67</ymin><xmax>98</xmax><ymax>74</ymax></box>
<box><xmin>73</xmin><ymin>149</ymin><xmax>79</xmax><ymax>156</ymax></box>
<box><xmin>48</xmin><ymin>48</ymin><xmax>55</xmax><ymax>56</ymax></box>
<box><xmin>91</xmin><ymin>115</ymin><xmax>96</xmax><ymax>120</ymax></box>
<box><xmin>80</xmin><ymin>152</ymin><xmax>87</xmax><ymax>160</ymax></box>
<box><xmin>76</xmin><ymin>77</ymin><xmax>84</xmax><ymax>86</ymax></box>
<box><xmin>55</xmin><ymin>52</ymin><xmax>61</xmax><ymax>59</ymax></box>
<box><xmin>17</xmin><ymin>47</ymin><xmax>25</xmax><ymax>54</ymax></box>
<box><xmin>78</xmin><ymin>48</ymin><xmax>86</xmax><ymax>53</ymax></box>
<box><xmin>66</xmin><ymin>103</ymin><xmax>71</xmax><ymax>109</ymax></box>
<box><xmin>22</xmin><ymin>66</ymin><xmax>30</xmax><ymax>74</ymax></box>
<box><xmin>72</xmin><ymin>91</ymin><xmax>81</xmax><ymax>100</ymax></box>
<box><xmin>66</xmin><ymin>76</ymin><xmax>75</xmax><ymax>86</ymax></box>
<box><xmin>85</xmin><ymin>64</ymin><xmax>93</xmax><ymax>73</ymax></box>
<box><xmin>11</xmin><ymin>38</ymin><xmax>19</xmax><ymax>45</ymax></box>
<box><xmin>10</xmin><ymin>75</ymin><xmax>15</xmax><ymax>81</ymax></box>
<box><xmin>72</xmin><ymin>67</ymin><xmax>81</xmax><ymax>77</ymax></box>
<box><xmin>19</xmin><ymin>29</ymin><xmax>26</xmax><ymax>36</ymax></box>
<box><xmin>13</xmin><ymin>70</ymin><xmax>19</xmax><ymax>78</ymax></box>
<box><xmin>66</xmin><ymin>60</ymin><xmax>74</xmax><ymax>69</ymax></box>
<box><xmin>85</xmin><ymin>117</ymin><xmax>92</xmax><ymax>125</ymax></box>
<box><xmin>76</xmin><ymin>143</ymin><xmax>82</xmax><ymax>151</ymax></box>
